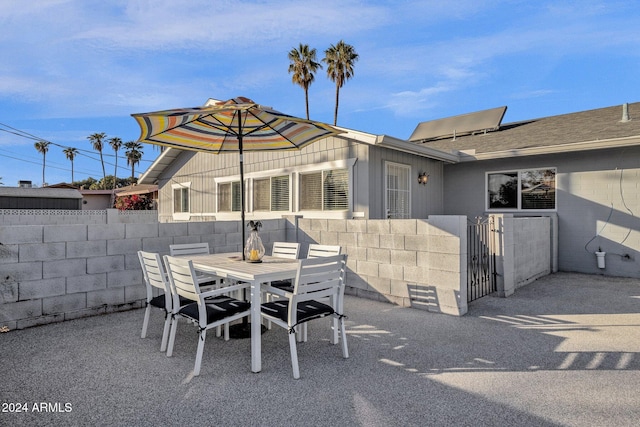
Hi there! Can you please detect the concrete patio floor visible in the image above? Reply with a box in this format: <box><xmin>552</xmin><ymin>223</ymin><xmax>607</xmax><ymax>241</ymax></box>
<box><xmin>1</xmin><ymin>272</ymin><xmax>639</xmax><ymax>426</ymax></box>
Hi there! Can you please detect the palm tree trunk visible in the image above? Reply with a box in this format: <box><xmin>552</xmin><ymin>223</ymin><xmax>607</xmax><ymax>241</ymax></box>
<box><xmin>305</xmin><ymin>89</ymin><xmax>310</xmax><ymax>120</ymax></box>
<box><xmin>334</xmin><ymin>84</ymin><xmax>340</xmax><ymax>126</ymax></box>
<box><xmin>42</xmin><ymin>153</ymin><xmax>46</xmax><ymax>186</ymax></box>
<box><xmin>100</xmin><ymin>153</ymin><xmax>106</xmax><ymax>189</ymax></box>
<box><xmin>113</xmin><ymin>156</ymin><xmax>118</xmax><ymax>190</ymax></box>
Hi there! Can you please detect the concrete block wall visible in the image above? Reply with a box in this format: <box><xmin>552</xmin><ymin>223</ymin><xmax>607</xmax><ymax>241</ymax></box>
<box><xmin>0</xmin><ymin>209</ymin><xmax>157</xmax><ymax>225</ymax></box>
<box><xmin>294</xmin><ymin>216</ymin><xmax>468</xmax><ymax>316</ymax></box>
<box><xmin>0</xmin><ymin>218</ymin><xmax>287</xmax><ymax>330</ymax></box>
<box><xmin>492</xmin><ymin>214</ymin><xmax>551</xmax><ymax>297</ymax></box>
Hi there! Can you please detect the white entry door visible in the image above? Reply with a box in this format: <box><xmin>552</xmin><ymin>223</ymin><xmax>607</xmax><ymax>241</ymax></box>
<box><xmin>385</xmin><ymin>162</ymin><xmax>410</xmax><ymax>219</ymax></box>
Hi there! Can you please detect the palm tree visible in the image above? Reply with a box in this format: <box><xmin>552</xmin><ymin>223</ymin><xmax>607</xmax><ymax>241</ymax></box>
<box><xmin>34</xmin><ymin>140</ymin><xmax>51</xmax><ymax>186</ymax></box>
<box><xmin>288</xmin><ymin>43</ymin><xmax>322</xmax><ymax>120</ymax></box>
<box><xmin>88</xmin><ymin>132</ymin><xmax>107</xmax><ymax>188</ymax></box>
<box><xmin>62</xmin><ymin>147</ymin><xmax>79</xmax><ymax>184</ymax></box>
<box><xmin>323</xmin><ymin>40</ymin><xmax>359</xmax><ymax>126</ymax></box>
<box><xmin>124</xmin><ymin>141</ymin><xmax>143</xmax><ymax>183</ymax></box>
<box><xmin>108</xmin><ymin>137</ymin><xmax>123</xmax><ymax>189</ymax></box>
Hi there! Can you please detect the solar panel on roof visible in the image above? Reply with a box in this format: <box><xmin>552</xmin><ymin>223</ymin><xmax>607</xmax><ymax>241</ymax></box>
<box><xmin>409</xmin><ymin>106</ymin><xmax>507</xmax><ymax>142</ymax></box>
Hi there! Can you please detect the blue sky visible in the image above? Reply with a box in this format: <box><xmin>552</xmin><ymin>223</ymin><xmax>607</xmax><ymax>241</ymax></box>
<box><xmin>1</xmin><ymin>0</ymin><xmax>640</xmax><ymax>187</ymax></box>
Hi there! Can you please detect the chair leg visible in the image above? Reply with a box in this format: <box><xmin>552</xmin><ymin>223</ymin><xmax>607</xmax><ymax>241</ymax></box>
<box><xmin>141</xmin><ymin>305</ymin><xmax>151</xmax><ymax>338</ymax></box>
<box><xmin>166</xmin><ymin>316</ymin><xmax>178</xmax><ymax>357</ymax></box>
<box><xmin>194</xmin><ymin>329</ymin><xmax>207</xmax><ymax>376</ymax></box>
<box><xmin>330</xmin><ymin>316</ymin><xmax>339</xmax><ymax>344</ymax></box>
<box><xmin>224</xmin><ymin>322</ymin><xmax>230</xmax><ymax>341</ymax></box>
<box><xmin>339</xmin><ymin>318</ymin><xmax>349</xmax><ymax>359</ymax></box>
<box><xmin>160</xmin><ymin>314</ymin><xmax>171</xmax><ymax>352</ymax></box>
<box><xmin>288</xmin><ymin>330</ymin><xmax>300</xmax><ymax>380</ymax></box>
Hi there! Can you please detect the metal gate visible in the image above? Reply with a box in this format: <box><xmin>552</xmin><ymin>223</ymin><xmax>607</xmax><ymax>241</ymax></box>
<box><xmin>467</xmin><ymin>216</ymin><xmax>496</xmax><ymax>302</ymax></box>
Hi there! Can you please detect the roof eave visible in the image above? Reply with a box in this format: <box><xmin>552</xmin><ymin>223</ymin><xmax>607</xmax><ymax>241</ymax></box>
<box><xmin>374</xmin><ymin>135</ymin><xmax>460</xmax><ymax>163</ymax></box>
<box><xmin>457</xmin><ymin>135</ymin><xmax>640</xmax><ymax>162</ymax></box>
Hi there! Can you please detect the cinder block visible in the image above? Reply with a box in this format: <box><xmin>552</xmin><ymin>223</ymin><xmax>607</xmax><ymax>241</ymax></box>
<box><xmin>0</xmin><ymin>282</ymin><xmax>18</xmax><ymax>303</ymax></box>
<box><xmin>390</xmin><ymin>250</ymin><xmax>416</xmax><ymax>266</ymax></box>
<box><xmin>43</xmin><ymin>258</ymin><xmax>86</xmax><ymax>279</ymax></box>
<box><xmin>367</xmin><ymin>248</ymin><xmax>390</xmax><ymax>264</ymax></box>
<box><xmin>44</xmin><ymin>225</ymin><xmax>87</xmax><ymax>242</ymax></box>
<box><xmin>337</xmin><ymin>232</ymin><xmax>356</xmax><ymax>247</ymax></box>
<box><xmin>390</xmin><ymin>220</ymin><xmax>417</xmax><ymax>235</ymax></box>
<box><xmin>389</xmin><ymin>279</ymin><xmax>411</xmax><ymax>299</ymax></box>
<box><xmin>67</xmin><ymin>240</ymin><xmax>107</xmax><ymax>259</ymax></box>
<box><xmin>0</xmin><ymin>244</ymin><xmax>19</xmax><ymax>264</ymax></box>
<box><xmin>428</xmin><ymin>269</ymin><xmax>463</xmax><ymax>290</ymax></box>
<box><xmin>188</xmin><ymin>222</ymin><xmax>215</xmax><ymax>236</ymax></box>
<box><xmin>214</xmin><ymin>221</ymin><xmax>239</xmax><ymax>234</ymax></box>
<box><xmin>379</xmin><ymin>234</ymin><xmax>405</xmax><ymax>250</ymax></box>
<box><xmin>0</xmin><ymin>225</ymin><xmax>43</xmax><ymax>244</ymax></box>
<box><xmin>0</xmin><ymin>299</ymin><xmax>42</xmax><ymax>322</ymax></box>
<box><xmin>42</xmin><ymin>293</ymin><xmax>86</xmax><ymax>315</ymax></box>
<box><xmin>379</xmin><ymin>263</ymin><xmax>404</xmax><ymax>280</ymax></box>
<box><xmin>125</xmin><ymin>253</ymin><xmax>142</xmax><ymax>271</ymax></box>
<box><xmin>125</xmin><ymin>222</ymin><xmax>158</xmax><ymax>239</ymax></box>
<box><xmin>310</xmin><ymin>219</ymin><xmax>328</xmax><ymax>231</ymax></box>
<box><xmin>66</xmin><ymin>273</ymin><xmax>107</xmax><ymax>294</ymax></box>
<box><xmin>367</xmin><ymin>220</ymin><xmax>390</xmax><ymax>235</ymax></box>
<box><xmin>88</xmin><ymin>224</ymin><xmax>125</xmax><ymax>240</ymax></box>
<box><xmin>404</xmin><ymin>235</ymin><xmax>428</xmax><ymax>251</ymax></box>
<box><xmin>367</xmin><ymin>276</ymin><xmax>391</xmax><ymax>294</ymax></box>
<box><xmin>403</xmin><ymin>265</ymin><xmax>429</xmax><ymax>283</ymax></box>
<box><xmin>125</xmin><ymin>284</ymin><xmax>146</xmax><ymax>302</ymax></box>
<box><xmin>357</xmin><ymin>233</ymin><xmax>379</xmax><ymax>248</ymax></box>
<box><xmin>428</xmin><ymin>235</ymin><xmax>461</xmax><ymax>254</ymax></box>
<box><xmin>107</xmin><ymin>269</ymin><xmax>142</xmax><ymax>288</ymax></box>
<box><xmin>19</xmin><ymin>243</ymin><xmax>66</xmax><ymax>262</ymax></box>
<box><xmin>19</xmin><ymin>278</ymin><xmax>66</xmax><ymax>300</ymax></box>
<box><xmin>327</xmin><ymin>220</ymin><xmax>346</xmax><ymax>232</ymax></box>
<box><xmin>141</xmin><ymin>236</ymin><xmax>173</xmax><ymax>253</ymax></box>
<box><xmin>319</xmin><ymin>231</ymin><xmax>338</xmax><ymax>245</ymax></box>
<box><xmin>356</xmin><ymin>260</ymin><xmax>379</xmax><ymax>277</ymax></box>
<box><xmin>3</xmin><ymin>261</ymin><xmax>43</xmax><ymax>282</ymax></box>
<box><xmin>107</xmin><ymin>238</ymin><xmax>141</xmax><ymax>256</ymax></box>
<box><xmin>87</xmin><ymin>255</ymin><xmax>124</xmax><ymax>274</ymax></box>
<box><xmin>87</xmin><ymin>287</ymin><xmax>125</xmax><ymax>307</ymax></box>
<box><xmin>346</xmin><ymin>220</ymin><xmax>367</xmax><ymax>233</ymax></box>
<box><xmin>159</xmin><ymin>222</ymin><xmax>188</xmax><ymax>237</ymax></box>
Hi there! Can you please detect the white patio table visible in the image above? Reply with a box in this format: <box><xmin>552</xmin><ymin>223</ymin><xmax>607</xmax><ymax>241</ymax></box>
<box><xmin>183</xmin><ymin>253</ymin><xmax>299</xmax><ymax>373</ymax></box>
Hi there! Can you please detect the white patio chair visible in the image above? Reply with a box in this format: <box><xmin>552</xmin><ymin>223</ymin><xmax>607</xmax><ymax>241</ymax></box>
<box><xmin>138</xmin><ymin>250</ymin><xmax>189</xmax><ymax>352</ymax></box>
<box><xmin>260</xmin><ymin>254</ymin><xmax>349</xmax><ymax>379</ymax></box>
<box><xmin>169</xmin><ymin>243</ymin><xmax>224</xmax><ymax>288</ymax></box>
<box><xmin>263</xmin><ymin>244</ymin><xmax>342</xmax><ymax>341</ymax></box>
<box><xmin>163</xmin><ymin>255</ymin><xmax>252</xmax><ymax>377</ymax></box>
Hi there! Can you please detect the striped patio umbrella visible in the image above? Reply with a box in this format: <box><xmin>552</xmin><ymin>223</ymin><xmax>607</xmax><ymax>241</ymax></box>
<box><xmin>132</xmin><ymin>97</ymin><xmax>343</xmax><ymax>259</ymax></box>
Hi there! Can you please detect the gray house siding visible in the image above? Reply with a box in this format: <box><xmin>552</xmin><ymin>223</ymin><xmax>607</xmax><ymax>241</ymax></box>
<box><xmin>442</xmin><ymin>146</ymin><xmax>640</xmax><ymax>278</ymax></box>
<box><xmin>151</xmin><ymin>135</ymin><xmax>447</xmax><ymax>223</ymax></box>
<box><xmin>368</xmin><ymin>146</ymin><xmax>444</xmax><ymax>219</ymax></box>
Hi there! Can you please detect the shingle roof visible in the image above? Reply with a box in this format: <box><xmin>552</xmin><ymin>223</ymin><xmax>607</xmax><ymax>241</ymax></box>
<box><xmin>0</xmin><ymin>187</ymin><xmax>82</xmax><ymax>199</ymax></box>
<box><xmin>416</xmin><ymin>102</ymin><xmax>640</xmax><ymax>155</ymax></box>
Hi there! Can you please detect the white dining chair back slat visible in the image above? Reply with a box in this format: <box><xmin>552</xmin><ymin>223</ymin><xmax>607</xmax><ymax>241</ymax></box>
<box><xmin>271</xmin><ymin>242</ymin><xmax>300</xmax><ymax>259</ymax></box>
<box><xmin>138</xmin><ymin>250</ymin><xmax>174</xmax><ymax>352</ymax></box>
<box><xmin>162</xmin><ymin>255</ymin><xmax>252</xmax><ymax>376</ymax></box>
<box><xmin>260</xmin><ymin>254</ymin><xmax>349</xmax><ymax>379</ymax></box>
<box><xmin>169</xmin><ymin>242</ymin><xmax>210</xmax><ymax>256</ymax></box>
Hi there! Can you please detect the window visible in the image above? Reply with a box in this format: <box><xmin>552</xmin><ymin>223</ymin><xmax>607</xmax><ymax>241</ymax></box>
<box><xmin>173</xmin><ymin>185</ymin><xmax>189</xmax><ymax>213</ymax></box>
<box><xmin>299</xmin><ymin>169</ymin><xmax>348</xmax><ymax>211</ymax></box>
<box><xmin>253</xmin><ymin>175</ymin><xmax>290</xmax><ymax>211</ymax></box>
<box><xmin>385</xmin><ymin>162</ymin><xmax>410</xmax><ymax>219</ymax></box>
<box><xmin>487</xmin><ymin>168</ymin><xmax>556</xmax><ymax>210</ymax></box>
<box><xmin>218</xmin><ymin>181</ymin><xmax>241</xmax><ymax>212</ymax></box>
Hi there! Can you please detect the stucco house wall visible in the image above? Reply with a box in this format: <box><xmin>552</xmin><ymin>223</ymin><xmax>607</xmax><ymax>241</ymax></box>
<box><xmin>442</xmin><ymin>146</ymin><xmax>640</xmax><ymax>278</ymax></box>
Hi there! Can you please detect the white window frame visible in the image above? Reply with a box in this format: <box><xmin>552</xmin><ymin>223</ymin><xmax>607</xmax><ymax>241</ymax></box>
<box><xmin>384</xmin><ymin>161</ymin><xmax>411</xmax><ymax>219</ymax></box>
<box><xmin>213</xmin><ymin>158</ymin><xmax>356</xmax><ymax>220</ymax></box>
<box><xmin>171</xmin><ymin>182</ymin><xmax>191</xmax><ymax>221</ymax></box>
<box><xmin>486</xmin><ymin>167</ymin><xmax>557</xmax><ymax>211</ymax></box>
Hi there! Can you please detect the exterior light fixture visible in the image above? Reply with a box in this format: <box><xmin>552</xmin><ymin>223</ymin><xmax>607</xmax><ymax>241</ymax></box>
<box><xmin>418</xmin><ymin>172</ymin><xmax>429</xmax><ymax>185</ymax></box>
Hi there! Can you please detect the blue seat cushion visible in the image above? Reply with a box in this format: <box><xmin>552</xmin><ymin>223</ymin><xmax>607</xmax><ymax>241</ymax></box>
<box><xmin>179</xmin><ymin>296</ymin><xmax>250</xmax><ymax>324</ymax></box>
<box><xmin>261</xmin><ymin>300</ymin><xmax>334</xmax><ymax>325</ymax></box>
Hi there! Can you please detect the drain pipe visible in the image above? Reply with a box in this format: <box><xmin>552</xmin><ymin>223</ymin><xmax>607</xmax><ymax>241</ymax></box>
<box><xmin>595</xmin><ymin>248</ymin><xmax>606</xmax><ymax>269</ymax></box>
